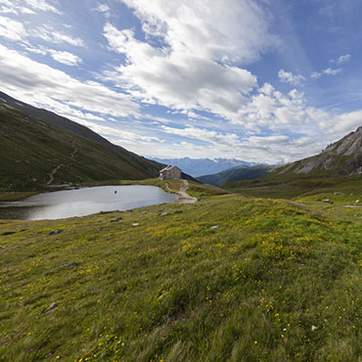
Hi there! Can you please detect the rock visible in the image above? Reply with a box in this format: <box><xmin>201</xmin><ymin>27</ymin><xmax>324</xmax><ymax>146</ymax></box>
<box><xmin>63</xmin><ymin>262</ymin><xmax>79</xmax><ymax>270</ymax></box>
<box><xmin>110</xmin><ymin>217</ymin><xmax>123</xmax><ymax>223</ymax></box>
<box><xmin>311</xmin><ymin>325</ymin><xmax>318</xmax><ymax>332</ymax></box>
<box><xmin>132</xmin><ymin>223</ymin><xmax>140</xmax><ymax>227</ymax></box>
<box><xmin>161</xmin><ymin>212</ymin><xmax>169</xmax><ymax>216</ymax></box>
<box><xmin>210</xmin><ymin>225</ymin><xmax>219</xmax><ymax>230</ymax></box>
<box><xmin>48</xmin><ymin>230</ymin><xmax>63</xmax><ymax>236</ymax></box>
<box><xmin>355</xmin><ymin>200</ymin><xmax>360</xmax><ymax>204</ymax></box>
<box><xmin>49</xmin><ymin>303</ymin><xmax>57</xmax><ymax>310</ymax></box>
<box><xmin>322</xmin><ymin>199</ymin><xmax>333</xmax><ymax>204</ymax></box>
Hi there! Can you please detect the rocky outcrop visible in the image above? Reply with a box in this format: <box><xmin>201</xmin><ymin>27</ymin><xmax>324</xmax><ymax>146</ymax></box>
<box><xmin>278</xmin><ymin>127</ymin><xmax>362</xmax><ymax>176</ymax></box>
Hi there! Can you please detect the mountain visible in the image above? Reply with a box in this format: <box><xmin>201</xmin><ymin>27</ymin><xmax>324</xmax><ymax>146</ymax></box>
<box><xmin>152</xmin><ymin>157</ymin><xmax>255</xmax><ymax>177</ymax></box>
<box><xmin>198</xmin><ymin>165</ymin><xmax>270</xmax><ymax>186</ymax></box>
<box><xmin>0</xmin><ymin>92</ymin><xmax>163</xmax><ymax>191</ymax></box>
<box><xmin>278</xmin><ymin>127</ymin><xmax>362</xmax><ymax>176</ymax></box>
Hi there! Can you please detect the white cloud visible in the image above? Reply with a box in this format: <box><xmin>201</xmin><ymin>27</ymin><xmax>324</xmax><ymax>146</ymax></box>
<box><xmin>23</xmin><ymin>0</ymin><xmax>60</xmax><ymax>14</ymax></box>
<box><xmin>0</xmin><ymin>14</ymin><xmax>85</xmax><ymax>49</ymax></box>
<box><xmin>47</xmin><ymin>49</ymin><xmax>82</xmax><ymax>66</ymax></box>
<box><xmin>161</xmin><ymin>125</ymin><xmax>241</xmax><ymax>147</ymax></box>
<box><xmin>0</xmin><ymin>15</ymin><xmax>27</xmax><ymax>41</ymax></box>
<box><xmin>103</xmin><ymin>0</ymin><xmax>277</xmax><ymax>120</ymax></box>
<box><xmin>0</xmin><ymin>0</ymin><xmax>60</xmax><ymax>15</ymax></box>
<box><xmin>95</xmin><ymin>3</ymin><xmax>111</xmax><ymax>15</ymax></box>
<box><xmin>34</xmin><ymin>25</ymin><xmax>85</xmax><ymax>47</ymax></box>
<box><xmin>0</xmin><ymin>44</ymin><xmax>138</xmax><ymax>120</ymax></box>
<box><xmin>333</xmin><ymin>54</ymin><xmax>351</xmax><ymax>65</ymax></box>
<box><xmin>278</xmin><ymin>69</ymin><xmax>305</xmax><ymax>86</ymax></box>
<box><xmin>313</xmin><ymin>54</ymin><xmax>351</xmax><ymax>79</ymax></box>
<box><xmin>311</xmin><ymin>67</ymin><xmax>342</xmax><ymax>79</ymax></box>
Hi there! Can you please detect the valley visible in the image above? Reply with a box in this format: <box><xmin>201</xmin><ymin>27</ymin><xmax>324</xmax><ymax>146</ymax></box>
<box><xmin>1</xmin><ymin>179</ymin><xmax>362</xmax><ymax>361</ymax></box>
<box><xmin>1</xmin><ymin>92</ymin><xmax>362</xmax><ymax>361</ymax></box>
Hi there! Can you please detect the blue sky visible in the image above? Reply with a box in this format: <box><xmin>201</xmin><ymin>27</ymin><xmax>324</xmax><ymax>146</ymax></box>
<box><xmin>1</xmin><ymin>0</ymin><xmax>362</xmax><ymax>163</ymax></box>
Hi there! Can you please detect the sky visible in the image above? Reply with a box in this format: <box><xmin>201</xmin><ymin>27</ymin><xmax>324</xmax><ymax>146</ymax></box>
<box><xmin>1</xmin><ymin>0</ymin><xmax>362</xmax><ymax>163</ymax></box>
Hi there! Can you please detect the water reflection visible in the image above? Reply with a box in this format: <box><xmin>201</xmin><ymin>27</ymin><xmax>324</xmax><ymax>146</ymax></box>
<box><xmin>0</xmin><ymin>186</ymin><xmax>176</xmax><ymax>220</ymax></box>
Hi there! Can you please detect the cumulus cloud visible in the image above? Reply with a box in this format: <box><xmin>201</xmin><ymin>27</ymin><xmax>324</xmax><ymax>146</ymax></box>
<box><xmin>95</xmin><ymin>3</ymin><xmax>111</xmax><ymax>17</ymax></box>
<box><xmin>103</xmin><ymin>0</ymin><xmax>277</xmax><ymax>120</ymax></box>
<box><xmin>278</xmin><ymin>69</ymin><xmax>305</xmax><ymax>86</ymax></box>
<box><xmin>0</xmin><ymin>44</ymin><xmax>138</xmax><ymax>120</ymax></box>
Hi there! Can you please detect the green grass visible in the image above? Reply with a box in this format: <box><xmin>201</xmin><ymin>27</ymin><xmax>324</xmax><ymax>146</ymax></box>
<box><xmin>228</xmin><ymin>175</ymin><xmax>362</xmax><ymax>200</ymax></box>
<box><xmin>1</xmin><ymin>189</ymin><xmax>362</xmax><ymax>361</ymax></box>
<box><xmin>0</xmin><ymin>192</ymin><xmax>37</xmax><ymax>202</ymax></box>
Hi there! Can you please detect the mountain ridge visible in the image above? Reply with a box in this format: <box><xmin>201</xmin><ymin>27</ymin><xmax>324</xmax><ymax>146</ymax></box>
<box><xmin>278</xmin><ymin>126</ymin><xmax>362</xmax><ymax>176</ymax></box>
<box><xmin>153</xmin><ymin>157</ymin><xmax>256</xmax><ymax>177</ymax></box>
<box><xmin>0</xmin><ymin>92</ymin><xmax>163</xmax><ymax>191</ymax></box>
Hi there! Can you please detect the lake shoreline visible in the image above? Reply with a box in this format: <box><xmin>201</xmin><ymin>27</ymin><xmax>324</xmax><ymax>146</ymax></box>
<box><xmin>0</xmin><ymin>185</ymin><xmax>177</xmax><ymax>221</ymax></box>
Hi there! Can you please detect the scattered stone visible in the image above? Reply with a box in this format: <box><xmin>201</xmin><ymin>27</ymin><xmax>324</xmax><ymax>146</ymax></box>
<box><xmin>132</xmin><ymin>223</ymin><xmax>140</xmax><ymax>227</ymax></box>
<box><xmin>49</xmin><ymin>303</ymin><xmax>57</xmax><ymax>310</ymax></box>
<box><xmin>161</xmin><ymin>212</ymin><xmax>169</xmax><ymax>216</ymax></box>
<box><xmin>110</xmin><ymin>217</ymin><xmax>123</xmax><ymax>223</ymax></box>
<box><xmin>355</xmin><ymin>200</ymin><xmax>360</xmax><ymax>204</ymax></box>
<box><xmin>210</xmin><ymin>225</ymin><xmax>219</xmax><ymax>230</ymax></box>
<box><xmin>43</xmin><ymin>302</ymin><xmax>58</xmax><ymax>313</ymax></box>
<box><xmin>322</xmin><ymin>199</ymin><xmax>333</xmax><ymax>204</ymax></box>
<box><xmin>311</xmin><ymin>325</ymin><xmax>318</xmax><ymax>332</ymax></box>
<box><xmin>63</xmin><ymin>262</ymin><xmax>79</xmax><ymax>270</ymax></box>
<box><xmin>48</xmin><ymin>230</ymin><xmax>63</xmax><ymax>236</ymax></box>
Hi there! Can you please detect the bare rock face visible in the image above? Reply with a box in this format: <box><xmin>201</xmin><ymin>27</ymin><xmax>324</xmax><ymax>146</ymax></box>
<box><xmin>277</xmin><ymin>126</ymin><xmax>362</xmax><ymax>176</ymax></box>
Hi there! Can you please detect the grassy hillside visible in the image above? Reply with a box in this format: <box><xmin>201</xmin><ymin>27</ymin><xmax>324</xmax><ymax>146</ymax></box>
<box><xmin>199</xmin><ymin>165</ymin><xmax>270</xmax><ymax>186</ymax></box>
<box><xmin>1</xmin><ymin>184</ymin><xmax>362</xmax><ymax>361</ymax></box>
<box><xmin>228</xmin><ymin>174</ymin><xmax>362</xmax><ymax>199</ymax></box>
<box><xmin>0</xmin><ymin>102</ymin><xmax>162</xmax><ymax>191</ymax></box>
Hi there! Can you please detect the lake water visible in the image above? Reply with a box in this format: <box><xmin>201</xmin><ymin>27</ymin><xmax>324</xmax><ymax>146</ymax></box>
<box><xmin>0</xmin><ymin>186</ymin><xmax>177</xmax><ymax>221</ymax></box>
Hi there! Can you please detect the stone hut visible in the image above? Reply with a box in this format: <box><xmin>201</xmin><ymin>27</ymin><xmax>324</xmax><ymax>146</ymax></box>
<box><xmin>159</xmin><ymin>165</ymin><xmax>182</xmax><ymax>180</ymax></box>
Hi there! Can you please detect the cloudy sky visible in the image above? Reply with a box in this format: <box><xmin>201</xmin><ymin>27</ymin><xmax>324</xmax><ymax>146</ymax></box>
<box><xmin>1</xmin><ymin>0</ymin><xmax>362</xmax><ymax>163</ymax></box>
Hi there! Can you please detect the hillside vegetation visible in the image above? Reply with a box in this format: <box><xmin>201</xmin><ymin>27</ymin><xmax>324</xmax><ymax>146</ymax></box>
<box><xmin>1</xmin><ymin>180</ymin><xmax>362</xmax><ymax>361</ymax></box>
<box><xmin>0</xmin><ymin>98</ymin><xmax>161</xmax><ymax>191</ymax></box>
<box><xmin>199</xmin><ymin>165</ymin><xmax>270</xmax><ymax>187</ymax></box>
<box><xmin>228</xmin><ymin>175</ymin><xmax>362</xmax><ymax>200</ymax></box>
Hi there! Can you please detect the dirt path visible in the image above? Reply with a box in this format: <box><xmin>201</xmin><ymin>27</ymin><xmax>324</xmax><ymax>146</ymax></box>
<box><xmin>70</xmin><ymin>144</ymin><xmax>78</xmax><ymax>161</ymax></box>
<box><xmin>47</xmin><ymin>144</ymin><xmax>78</xmax><ymax>186</ymax></box>
<box><xmin>176</xmin><ymin>180</ymin><xmax>198</xmax><ymax>204</ymax></box>
<box><xmin>47</xmin><ymin>164</ymin><xmax>63</xmax><ymax>185</ymax></box>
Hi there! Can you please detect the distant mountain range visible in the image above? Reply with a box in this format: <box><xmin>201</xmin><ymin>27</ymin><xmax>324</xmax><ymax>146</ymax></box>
<box><xmin>0</xmin><ymin>91</ymin><xmax>163</xmax><ymax>191</ymax></box>
<box><xmin>198</xmin><ymin>165</ymin><xmax>271</xmax><ymax>186</ymax></box>
<box><xmin>153</xmin><ymin>157</ymin><xmax>256</xmax><ymax>177</ymax></box>
<box><xmin>277</xmin><ymin>127</ymin><xmax>362</xmax><ymax>176</ymax></box>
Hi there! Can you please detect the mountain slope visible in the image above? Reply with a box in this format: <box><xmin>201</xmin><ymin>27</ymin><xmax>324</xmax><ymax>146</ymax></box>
<box><xmin>153</xmin><ymin>157</ymin><xmax>255</xmax><ymax>177</ymax></box>
<box><xmin>198</xmin><ymin>165</ymin><xmax>270</xmax><ymax>186</ymax></box>
<box><xmin>0</xmin><ymin>93</ymin><xmax>162</xmax><ymax>191</ymax></box>
<box><xmin>278</xmin><ymin>127</ymin><xmax>362</xmax><ymax>176</ymax></box>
